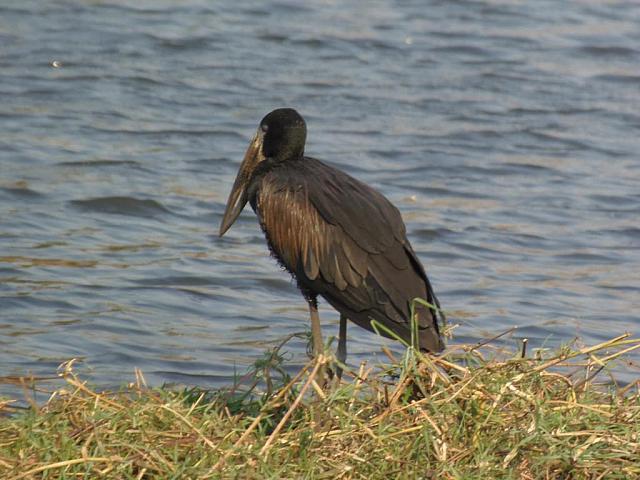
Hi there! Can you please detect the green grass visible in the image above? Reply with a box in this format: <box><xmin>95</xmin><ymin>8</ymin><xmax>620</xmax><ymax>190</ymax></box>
<box><xmin>1</xmin><ymin>334</ymin><xmax>639</xmax><ymax>479</ymax></box>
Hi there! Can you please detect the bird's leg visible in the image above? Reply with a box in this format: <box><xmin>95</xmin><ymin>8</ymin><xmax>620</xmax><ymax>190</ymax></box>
<box><xmin>308</xmin><ymin>299</ymin><xmax>326</xmax><ymax>385</ymax></box>
<box><xmin>308</xmin><ymin>299</ymin><xmax>324</xmax><ymax>357</ymax></box>
<box><xmin>309</xmin><ymin>298</ymin><xmax>325</xmax><ymax>387</ymax></box>
<box><xmin>336</xmin><ymin>314</ymin><xmax>347</xmax><ymax>381</ymax></box>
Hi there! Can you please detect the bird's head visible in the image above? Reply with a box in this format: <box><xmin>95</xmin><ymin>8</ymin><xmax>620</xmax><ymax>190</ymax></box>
<box><xmin>219</xmin><ymin>108</ymin><xmax>307</xmax><ymax>236</ymax></box>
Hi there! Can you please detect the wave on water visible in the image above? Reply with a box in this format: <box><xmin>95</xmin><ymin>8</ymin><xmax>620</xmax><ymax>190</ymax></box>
<box><xmin>69</xmin><ymin>197</ymin><xmax>173</xmax><ymax>217</ymax></box>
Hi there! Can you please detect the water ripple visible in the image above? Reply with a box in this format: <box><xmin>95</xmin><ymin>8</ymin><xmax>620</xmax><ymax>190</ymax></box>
<box><xmin>69</xmin><ymin>197</ymin><xmax>173</xmax><ymax>217</ymax></box>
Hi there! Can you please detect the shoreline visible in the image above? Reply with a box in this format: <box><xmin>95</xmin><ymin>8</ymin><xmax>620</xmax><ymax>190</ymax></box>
<box><xmin>1</xmin><ymin>334</ymin><xmax>639</xmax><ymax>479</ymax></box>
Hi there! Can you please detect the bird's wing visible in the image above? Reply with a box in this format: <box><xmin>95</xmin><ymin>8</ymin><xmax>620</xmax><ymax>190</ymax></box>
<box><xmin>302</xmin><ymin>157</ymin><xmax>416</xmax><ymax>289</ymax></box>
<box><xmin>303</xmin><ymin>158</ymin><xmax>406</xmax><ymax>255</ymax></box>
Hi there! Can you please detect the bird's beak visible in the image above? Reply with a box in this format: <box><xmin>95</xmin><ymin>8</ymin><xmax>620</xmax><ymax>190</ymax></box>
<box><xmin>219</xmin><ymin>130</ymin><xmax>265</xmax><ymax>237</ymax></box>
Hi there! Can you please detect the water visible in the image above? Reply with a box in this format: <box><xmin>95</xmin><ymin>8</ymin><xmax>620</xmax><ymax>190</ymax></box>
<box><xmin>1</xmin><ymin>0</ymin><xmax>639</xmax><ymax>396</ymax></box>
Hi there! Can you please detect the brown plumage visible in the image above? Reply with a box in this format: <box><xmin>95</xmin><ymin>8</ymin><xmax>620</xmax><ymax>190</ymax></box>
<box><xmin>219</xmin><ymin>108</ymin><xmax>445</xmax><ymax>371</ymax></box>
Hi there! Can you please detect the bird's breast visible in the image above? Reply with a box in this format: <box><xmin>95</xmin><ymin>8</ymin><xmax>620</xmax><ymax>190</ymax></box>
<box><xmin>254</xmin><ymin>178</ymin><xmax>327</xmax><ymax>279</ymax></box>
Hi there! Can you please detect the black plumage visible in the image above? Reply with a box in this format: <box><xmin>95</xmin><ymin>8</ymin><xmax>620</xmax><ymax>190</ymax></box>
<box><xmin>219</xmin><ymin>108</ymin><xmax>444</xmax><ymax>368</ymax></box>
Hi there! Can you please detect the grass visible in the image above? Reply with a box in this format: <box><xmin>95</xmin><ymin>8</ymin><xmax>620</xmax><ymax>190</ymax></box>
<box><xmin>1</xmin><ymin>333</ymin><xmax>640</xmax><ymax>479</ymax></box>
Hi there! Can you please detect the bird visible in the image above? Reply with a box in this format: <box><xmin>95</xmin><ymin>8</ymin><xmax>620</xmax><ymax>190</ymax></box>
<box><xmin>219</xmin><ymin>108</ymin><xmax>445</xmax><ymax>376</ymax></box>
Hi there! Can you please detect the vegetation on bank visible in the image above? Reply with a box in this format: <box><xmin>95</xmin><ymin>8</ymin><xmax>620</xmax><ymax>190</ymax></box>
<box><xmin>1</xmin><ymin>333</ymin><xmax>639</xmax><ymax>479</ymax></box>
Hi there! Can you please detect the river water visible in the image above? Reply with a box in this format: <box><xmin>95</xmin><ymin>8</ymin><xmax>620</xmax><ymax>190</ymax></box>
<box><xmin>1</xmin><ymin>0</ymin><xmax>639</xmax><ymax>396</ymax></box>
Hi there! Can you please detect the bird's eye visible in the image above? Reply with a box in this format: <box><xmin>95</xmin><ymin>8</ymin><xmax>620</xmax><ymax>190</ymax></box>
<box><xmin>260</xmin><ymin>124</ymin><xmax>269</xmax><ymax>133</ymax></box>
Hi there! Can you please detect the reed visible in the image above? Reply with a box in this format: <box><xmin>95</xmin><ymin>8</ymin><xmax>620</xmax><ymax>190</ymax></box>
<box><xmin>1</xmin><ymin>333</ymin><xmax>639</xmax><ymax>479</ymax></box>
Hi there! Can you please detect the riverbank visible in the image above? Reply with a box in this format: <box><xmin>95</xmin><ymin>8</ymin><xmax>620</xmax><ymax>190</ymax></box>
<box><xmin>1</xmin><ymin>334</ymin><xmax>639</xmax><ymax>479</ymax></box>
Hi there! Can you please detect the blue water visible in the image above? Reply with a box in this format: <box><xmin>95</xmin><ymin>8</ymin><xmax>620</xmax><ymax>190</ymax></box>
<box><xmin>1</xmin><ymin>0</ymin><xmax>639</xmax><ymax>396</ymax></box>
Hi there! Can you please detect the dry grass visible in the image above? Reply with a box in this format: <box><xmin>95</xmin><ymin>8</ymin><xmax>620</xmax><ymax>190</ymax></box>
<box><xmin>1</xmin><ymin>334</ymin><xmax>640</xmax><ymax>479</ymax></box>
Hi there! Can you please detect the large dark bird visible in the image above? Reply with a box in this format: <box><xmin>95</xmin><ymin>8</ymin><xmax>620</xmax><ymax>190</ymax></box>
<box><xmin>219</xmin><ymin>108</ymin><xmax>444</xmax><ymax>372</ymax></box>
